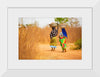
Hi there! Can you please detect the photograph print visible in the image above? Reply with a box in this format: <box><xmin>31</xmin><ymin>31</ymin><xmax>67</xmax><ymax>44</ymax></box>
<box><xmin>18</xmin><ymin>17</ymin><xmax>82</xmax><ymax>60</ymax></box>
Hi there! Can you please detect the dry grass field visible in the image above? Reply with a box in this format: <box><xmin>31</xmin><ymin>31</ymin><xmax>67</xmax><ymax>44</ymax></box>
<box><xmin>19</xmin><ymin>25</ymin><xmax>82</xmax><ymax>60</ymax></box>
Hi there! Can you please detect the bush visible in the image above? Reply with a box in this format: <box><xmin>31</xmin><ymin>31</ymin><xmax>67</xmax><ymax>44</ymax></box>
<box><xmin>74</xmin><ymin>39</ymin><xmax>82</xmax><ymax>49</ymax></box>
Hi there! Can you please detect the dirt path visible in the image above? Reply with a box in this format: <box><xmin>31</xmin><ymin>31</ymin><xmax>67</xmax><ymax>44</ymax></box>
<box><xmin>35</xmin><ymin>44</ymin><xmax>82</xmax><ymax>60</ymax></box>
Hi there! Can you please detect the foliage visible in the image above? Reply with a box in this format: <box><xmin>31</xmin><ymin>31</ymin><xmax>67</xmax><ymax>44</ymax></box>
<box><xmin>27</xmin><ymin>24</ymin><xmax>32</xmax><ymax>26</ymax></box>
<box><xmin>55</xmin><ymin>17</ymin><xmax>68</xmax><ymax>24</ymax></box>
<box><xmin>74</xmin><ymin>39</ymin><xmax>82</xmax><ymax>49</ymax></box>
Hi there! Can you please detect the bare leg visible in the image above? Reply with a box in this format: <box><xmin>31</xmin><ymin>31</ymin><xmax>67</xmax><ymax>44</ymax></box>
<box><xmin>51</xmin><ymin>48</ymin><xmax>53</xmax><ymax>51</ymax></box>
<box><xmin>62</xmin><ymin>48</ymin><xmax>64</xmax><ymax>52</ymax></box>
<box><xmin>52</xmin><ymin>48</ymin><xmax>54</xmax><ymax>51</ymax></box>
<box><xmin>53</xmin><ymin>48</ymin><xmax>55</xmax><ymax>51</ymax></box>
<box><xmin>62</xmin><ymin>50</ymin><xmax>64</xmax><ymax>52</ymax></box>
<box><xmin>64</xmin><ymin>49</ymin><xmax>66</xmax><ymax>52</ymax></box>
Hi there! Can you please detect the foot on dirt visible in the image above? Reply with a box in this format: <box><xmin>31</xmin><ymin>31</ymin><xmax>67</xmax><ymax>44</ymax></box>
<box><xmin>51</xmin><ymin>48</ymin><xmax>53</xmax><ymax>51</ymax></box>
<box><xmin>62</xmin><ymin>51</ymin><xmax>64</xmax><ymax>53</ymax></box>
<box><xmin>53</xmin><ymin>48</ymin><xmax>55</xmax><ymax>51</ymax></box>
<box><xmin>64</xmin><ymin>49</ymin><xmax>66</xmax><ymax>52</ymax></box>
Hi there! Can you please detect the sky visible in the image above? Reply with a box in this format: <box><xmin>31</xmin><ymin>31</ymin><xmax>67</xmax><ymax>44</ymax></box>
<box><xmin>19</xmin><ymin>17</ymin><xmax>82</xmax><ymax>28</ymax></box>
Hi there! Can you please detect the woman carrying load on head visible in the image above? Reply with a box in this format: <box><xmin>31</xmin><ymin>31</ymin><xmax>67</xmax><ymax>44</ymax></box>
<box><xmin>49</xmin><ymin>22</ymin><xmax>59</xmax><ymax>51</ymax></box>
<box><xmin>59</xmin><ymin>32</ymin><xmax>67</xmax><ymax>52</ymax></box>
<box><xmin>59</xmin><ymin>23</ymin><xmax>68</xmax><ymax>52</ymax></box>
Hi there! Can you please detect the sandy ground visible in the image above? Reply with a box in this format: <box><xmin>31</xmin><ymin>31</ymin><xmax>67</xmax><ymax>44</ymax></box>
<box><xmin>35</xmin><ymin>44</ymin><xmax>82</xmax><ymax>60</ymax></box>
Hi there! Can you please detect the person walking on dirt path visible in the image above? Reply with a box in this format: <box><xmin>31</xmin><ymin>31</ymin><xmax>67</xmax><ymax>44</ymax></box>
<box><xmin>59</xmin><ymin>23</ymin><xmax>68</xmax><ymax>52</ymax></box>
<box><xmin>49</xmin><ymin>22</ymin><xmax>59</xmax><ymax>51</ymax></box>
<box><xmin>59</xmin><ymin>32</ymin><xmax>67</xmax><ymax>52</ymax></box>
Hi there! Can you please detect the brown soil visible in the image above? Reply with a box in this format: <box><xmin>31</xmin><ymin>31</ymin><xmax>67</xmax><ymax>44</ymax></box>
<box><xmin>35</xmin><ymin>44</ymin><xmax>82</xmax><ymax>60</ymax></box>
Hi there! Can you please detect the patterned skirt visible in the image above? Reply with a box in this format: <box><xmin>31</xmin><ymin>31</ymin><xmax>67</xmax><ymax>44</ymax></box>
<box><xmin>50</xmin><ymin>37</ymin><xmax>57</xmax><ymax>48</ymax></box>
<box><xmin>59</xmin><ymin>37</ymin><xmax>67</xmax><ymax>50</ymax></box>
<box><xmin>60</xmin><ymin>43</ymin><xmax>66</xmax><ymax>50</ymax></box>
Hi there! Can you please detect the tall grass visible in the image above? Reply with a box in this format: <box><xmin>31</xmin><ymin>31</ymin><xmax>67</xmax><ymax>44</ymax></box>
<box><xmin>19</xmin><ymin>25</ymin><xmax>82</xmax><ymax>59</ymax></box>
<box><xmin>19</xmin><ymin>26</ymin><xmax>39</xmax><ymax>59</ymax></box>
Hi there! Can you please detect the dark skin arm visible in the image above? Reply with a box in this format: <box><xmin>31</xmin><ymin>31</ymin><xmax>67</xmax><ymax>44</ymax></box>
<box><xmin>57</xmin><ymin>23</ymin><xmax>59</xmax><ymax>31</ymax></box>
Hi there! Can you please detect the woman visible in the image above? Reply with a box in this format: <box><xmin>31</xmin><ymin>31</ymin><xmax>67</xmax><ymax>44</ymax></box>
<box><xmin>59</xmin><ymin>32</ymin><xmax>67</xmax><ymax>52</ymax></box>
<box><xmin>49</xmin><ymin>22</ymin><xmax>59</xmax><ymax>51</ymax></box>
<box><xmin>59</xmin><ymin>23</ymin><xmax>68</xmax><ymax>52</ymax></box>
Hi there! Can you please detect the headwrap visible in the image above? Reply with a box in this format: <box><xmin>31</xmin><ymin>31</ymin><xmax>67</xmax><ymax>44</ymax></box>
<box><xmin>59</xmin><ymin>32</ymin><xmax>63</xmax><ymax>37</ymax></box>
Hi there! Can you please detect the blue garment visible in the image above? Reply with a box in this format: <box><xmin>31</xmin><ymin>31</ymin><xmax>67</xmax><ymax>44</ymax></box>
<box><xmin>62</xmin><ymin>28</ymin><xmax>68</xmax><ymax>37</ymax></box>
<box><xmin>50</xmin><ymin>46</ymin><xmax>57</xmax><ymax>48</ymax></box>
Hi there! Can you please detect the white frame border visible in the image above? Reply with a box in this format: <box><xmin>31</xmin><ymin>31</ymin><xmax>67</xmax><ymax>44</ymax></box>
<box><xmin>0</xmin><ymin>0</ymin><xmax>100</xmax><ymax>77</ymax></box>
<box><xmin>7</xmin><ymin>7</ymin><xmax>92</xmax><ymax>70</ymax></box>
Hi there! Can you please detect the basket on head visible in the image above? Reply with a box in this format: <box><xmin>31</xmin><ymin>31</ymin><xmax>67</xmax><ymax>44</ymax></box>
<box><xmin>59</xmin><ymin>23</ymin><xmax>67</xmax><ymax>28</ymax></box>
<box><xmin>49</xmin><ymin>22</ymin><xmax>57</xmax><ymax>27</ymax></box>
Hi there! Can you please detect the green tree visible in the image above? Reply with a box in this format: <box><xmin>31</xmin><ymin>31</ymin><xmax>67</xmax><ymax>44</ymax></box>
<box><xmin>74</xmin><ymin>39</ymin><xmax>82</xmax><ymax>49</ymax></box>
<box><xmin>55</xmin><ymin>17</ymin><xmax>68</xmax><ymax>24</ymax></box>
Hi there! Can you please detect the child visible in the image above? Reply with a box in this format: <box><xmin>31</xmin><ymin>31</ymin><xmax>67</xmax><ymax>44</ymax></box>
<box><xmin>59</xmin><ymin>32</ymin><xmax>67</xmax><ymax>52</ymax></box>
